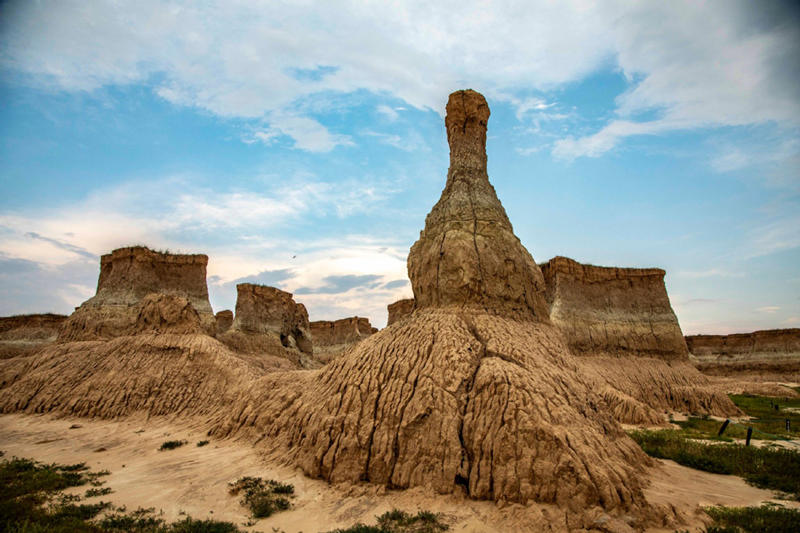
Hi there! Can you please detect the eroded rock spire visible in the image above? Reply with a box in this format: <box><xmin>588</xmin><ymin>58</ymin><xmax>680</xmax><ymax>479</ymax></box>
<box><xmin>408</xmin><ymin>89</ymin><xmax>550</xmax><ymax>319</ymax></box>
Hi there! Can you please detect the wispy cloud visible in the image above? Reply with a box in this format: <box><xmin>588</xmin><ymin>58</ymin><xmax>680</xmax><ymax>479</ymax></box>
<box><xmin>755</xmin><ymin>306</ymin><xmax>780</xmax><ymax>313</ymax></box>
<box><xmin>676</xmin><ymin>268</ymin><xmax>744</xmax><ymax>279</ymax></box>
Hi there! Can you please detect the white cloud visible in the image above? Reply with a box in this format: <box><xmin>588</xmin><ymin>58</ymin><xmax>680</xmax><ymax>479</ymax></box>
<box><xmin>0</xmin><ymin>175</ymin><xmax>410</xmax><ymax>325</ymax></box>
<box><xmin>756</xmin><ymin>306</ymin><xmax>780</xmax><ymax>313</ymax></box>
<box><xmin>249</xmin><ymin>114</ymin><xmax>354</xmax><ymax>152</ymax></box>
<box><xmin>376</xmin><ymin>105</ymin><xmax>399</xmax><ymax>121</ymax></box>
<box><xmin>675</xmin><ymin>268</ymin><xmax>744</xmax><ymax>279</ymax></box>
<box><xmin>3</xmin><ymin>2</ymin><xmax>796</xmax><ymax>158</ymax></box>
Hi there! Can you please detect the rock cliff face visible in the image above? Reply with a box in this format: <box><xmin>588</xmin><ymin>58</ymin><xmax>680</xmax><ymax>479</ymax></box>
<box><xmin>539</xmin><ymin>256</ymin><xmax>737</xmax><ymax>423</ymax></box>
<box><xmin>215</xmin><ymin>310</ymin><xmax>234</xmax><ymax>333</ymax></box>
<box><xmin>687</xmin><ymin>329</ymin><xmax>800</xmax><ymax>380</ymax></box>
<box><xmin>216</xmin><ymin>284</ymin><xmax>315</xmax><ymax>368</ymax></box>
<box><xmin>309</xmin><ymin>317</ymin><xmax>376</xmax><ymax>362</ymax></box>
<box><xmin>540</xmin><ymin>256</ymin><xmax>687</xmax><ymax>359</ymax></box>
<box><xmin>59</xmin><ymin>247</ymin><xmax>216</xmax><ymax>340</ymax></box>
<box><xmin>386</xmin><ymin>299</ymin><xmax>414</xmax><ymax>326</ymax></box>
<box><xmin>0</xmin><ymin>314</ymin><xmax>67</xmax><ymax>359</ymax></box>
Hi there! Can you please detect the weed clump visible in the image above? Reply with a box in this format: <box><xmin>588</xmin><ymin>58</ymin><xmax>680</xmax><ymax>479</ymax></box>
<box><xmin>159</xmin><ymin>440</ymin><xmax>187</xmax><ymax>451</ymax></box>
<box><xmin>228</xmin><ymin>476</ymin><xmax>294</xmax><ymax>518</ymax></box>
<box><xmin>705</xmin><ymin>504</ymin><xmax>800</xmax><ymax>533</ymax></box>
<box><xmin>326</xmin><ymin>508</ymin><xmax>449</xmax><ymax>533</ymax></box>
<box><xmin>196</xmin><ymin>440</ymin><xmax>209</xmax><ymax>447</ymax></box>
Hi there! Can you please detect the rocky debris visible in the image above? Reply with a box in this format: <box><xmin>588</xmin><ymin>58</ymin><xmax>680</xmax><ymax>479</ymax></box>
<box><xmin>208</xmin><ymin>90</ymin><xmax>663</xmax><ymax>526</ymax></box>
<box><xmin>309</xmin><ymin>316</ymin><xmax>376</xmax><ymax>363</ymax></box>
<box><xmin>215</xmin><ymin>310</ymin><xmax>234</xmax><ymax>333</ymax></box>
<box><xmin>687</xmin><ymin>329</ymin><xmax>800</xmax><ymax>380</ymax></box>
<box><xmin>59</xmin><ymin>246</ymin><xmax>216</xmax><ymax>341</ymax></box>
<box><xmin>386</xmin><ymin>299</ymin><xmax>414</xmax><ymax>326</ymax></box>
<box><xmin>0</xmin><ymin>314</ymin><xmax>67</xmax><ymax>359</ymax></box>
<box><xmin>540</xmin><ymin>256</ymin><xmax>687</xmax><ymax>359</ymax></box>
<box><xmin>540</xmin><ymin>256</ymin><xmax>738</xmax><ymax>422</ymax></box>
<box><xmin>408</xmin><ymin>90</ymin><xmax>550</xmax><ymax>321</ymax></box>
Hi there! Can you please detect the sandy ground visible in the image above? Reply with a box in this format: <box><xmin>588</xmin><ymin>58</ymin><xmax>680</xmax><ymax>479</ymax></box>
<box><xmin>0</xmin><ymin>413</ymin><xmax>796</xmax><ymax>532</ymax></box>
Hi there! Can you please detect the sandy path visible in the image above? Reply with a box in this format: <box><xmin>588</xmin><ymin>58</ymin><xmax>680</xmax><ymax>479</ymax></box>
<box><xmin>1</xmin><ymin>413</ymin><xmax>795</xmax><ymax>532</ymax></box>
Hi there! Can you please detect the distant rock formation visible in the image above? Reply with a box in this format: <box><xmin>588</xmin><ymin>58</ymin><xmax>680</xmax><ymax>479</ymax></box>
<box><xmin>540</xmin><ymin>256</ymin><xmax>737</xmax><ymax>423</ymax></box>
<box><xmin>217</xmin><ymin>284</ymin><xmax>315</xmax><ymax>368</ymax></box>
<box><xmin>59</xmin><ymin>246</ymin><xmax>216</xmax><ymax>341</ymax></box>
<box><xmin>215</xmin><ymin>310</ymin><xmax>234</xmax><ymax>333</ymax></box>
<box><xmin>310</xmin><ymin>316</ymin><xmax>376</xmax><ymax>362</ymax></box>
<box><xmin>687</xmin><ymin>329</ymin><xmax>800</xmax><ymax>380</ymax></box>
<box><xmin>540</xmin><ymin>256</ymin><xmax>687</xmax><ymax>359</ymax></box>
<box><xmin>386</xmin><ymin>298</ymin><xmax>414</xmax><ymax>326</ymax></box>
<box><xmin>0</xmin><ymin>314</ymin><xmax>67</xmax><ymax>359</ymax></box>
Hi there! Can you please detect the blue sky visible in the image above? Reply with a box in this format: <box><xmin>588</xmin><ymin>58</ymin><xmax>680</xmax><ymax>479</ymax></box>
<box><xmin>1</xmin><ymin>1</ymin><xmax>798</xmax><ymax>331</ymax></box>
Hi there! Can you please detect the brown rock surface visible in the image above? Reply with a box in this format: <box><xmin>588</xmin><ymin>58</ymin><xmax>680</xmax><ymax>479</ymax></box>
<box><xmin>309</xmin><ymin>316</ymin><xmax>376</xmax><ymax>363</ymax></box>
<box><xmin>216</xmin><ymin>284</ymin><xmax>316</xmax><ymax>368</ymax></box>
<box><xmin>0</xmin><ymin>314</ymin><xmax>67</xmax><ymax>359</ymax></box>
<box><xmin>59</xmin><ymin>246</ymin><xmax>216</xmax><ymax>340</ymax></box>
<box><xmin>215</xmin><ymin>310</ymin><xmax>234</xmax><ymax>333</ymax></box>
<box><xmin>540</xmin><ymin>256</ymin><xmax>687</xmax><ymax>359</ymax></box>
<box><xmin>687</xmin><ymin>329</ymin><xmax>800</xmax><ymax>381</ymax></box>
<box><xmin>230</xmin><ymin>284</ymin><xmax>312</xmax><ymax>353</ymax></box>
<box><xmin>387</xmin><ymin>298</ymin><xmax>415</xmax><ymax>326</ymax></box>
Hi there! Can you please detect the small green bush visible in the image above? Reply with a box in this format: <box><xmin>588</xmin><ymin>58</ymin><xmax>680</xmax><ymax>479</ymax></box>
<box><xmin>196</xmin><ymin>440</ymin><xmax>210</xmax><ymax>447</ymax></box>
<box><xmin>228</xmin><ymin>476</ymin><xmax>295</xmax><ymax>518</ymax></box>
<box><xmin>326</xmin><ymin>508</ymin><xmax>449</xmax><ymax>533</ymax></box>
<box><xmin>159</xmin><ymin>440</ymin><xmax>188</xmax><ymax>451</ymax></box>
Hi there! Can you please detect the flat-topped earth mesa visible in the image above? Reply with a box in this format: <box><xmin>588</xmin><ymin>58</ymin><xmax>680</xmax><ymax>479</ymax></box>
<box><xmin>0</xmin><ymin>89</ymin><xmax>747</xmax><ymax>531</ymax></box>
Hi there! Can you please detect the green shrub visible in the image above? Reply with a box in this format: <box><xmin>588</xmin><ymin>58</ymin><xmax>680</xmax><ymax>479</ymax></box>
<box><xmin>196</xmin><ymin>440</ymin><xmax>209</xmax><ymax>447</ymax></box>
<box><xmin>705</xmin><ymin>504</ymin><xmax>800</xmax><ymax>533</ymax></box>
<box><xmin>629</xmin><ymin>430</ymin><xmax>800</xmax><ymax>498</ymax></box>
<box><xmin>159</xmin><ymin>440</ymin><xmax>187</xmax><ymax>451</ymax></box>
<box><xmin>228</xmin><ymin>476</ymin><xmax>295</xmax><ymax>518</ymax></box>
<box><xmin>326</xmin><ymin>508</ymin><xmax>449</xmax><ymax>533</ymax></box>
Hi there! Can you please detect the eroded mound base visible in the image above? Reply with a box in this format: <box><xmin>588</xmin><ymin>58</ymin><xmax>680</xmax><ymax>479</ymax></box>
<box><xmin>212</xmin><ymin>308</ymin><xmax>651</xmax><ymax>521</ymax></box>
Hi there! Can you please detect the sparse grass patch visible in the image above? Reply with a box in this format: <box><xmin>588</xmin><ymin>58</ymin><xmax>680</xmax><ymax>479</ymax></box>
<box><xmin>159</xmin><ymin>440</ymin><xmax>187</xmax><ymax>451</ymax></box>
<box><xmin>196</xmin><ymin>440</ymin><xmax>209</xmax><ymax>447</ymax></box>
<box><xmin>1</xmin><ymin>455</ymin><xmax>245</xmax><ymax>532</ymax></box>
<box><xmin>729</xmin><ymin>393</ymin><xmax>800</xmax><ymax>439</ymax></box>
<box><xmin>704</xmin><ymin>504</ymin><xmax>800</xmax><ymax>533</ymax></box>
<box><xmin>629</xmin><ymin>430</ymin><xmax>800</xmax><ymax>498</ymax></box>
<box><xmin>325</xmin><ymin>508</ymin><xmax>449</xmax><ymax>533</ymax></box>
<box><xmin>85</xmin><ymin>487</ymin><xmax>113</xmax><ymax>498</ymax></box>
<box><xmin>228</xmin><ymin>476</ymin><xmax>294</xmax><ymax>518</ymax></box>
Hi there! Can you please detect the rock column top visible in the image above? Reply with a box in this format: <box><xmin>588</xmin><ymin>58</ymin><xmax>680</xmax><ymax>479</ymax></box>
<box><xmin>445</xmin><ymin>89</ymin><xmax>490</xmax><ymax>175</ymax></box>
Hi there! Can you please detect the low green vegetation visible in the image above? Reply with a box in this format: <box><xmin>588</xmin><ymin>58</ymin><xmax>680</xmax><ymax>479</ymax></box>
<box><xmin>228</xmin><ymin>476</ymin><xmax>294</xmax><ymax>518</ymax></box>
<box><xmin>325</xmin><ymin>509</ymin><xmax>449</xmax><ymax>533</ymax></box>
<box><xmin>158</xmin><ymin>440</ymin><xmax>187</xmax><ymax>451</ymax></box>
<box><xmin>704</xmin><ymin>504</ymin><xmax>800</xmax><ymax>533</ymax></box>
<box><xmin>670</xmin><ymin>393</ymin><xmax>800</xmax><ymax>442</ymax></box>
<box><xmin>629</xmin><ymin>430</ymin><xmax>800</xmax><ymax>498</ymax></box>
<box><xmin>0</xmin><ymin>453</ymin><xmax>243</xmax><ymax>532</ymax></box>
<box><xmin>196</xmin><ymin>440</ymin><xmax>209</xmax><ymax>447</ymax></box>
